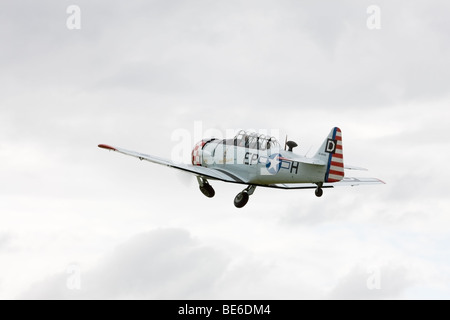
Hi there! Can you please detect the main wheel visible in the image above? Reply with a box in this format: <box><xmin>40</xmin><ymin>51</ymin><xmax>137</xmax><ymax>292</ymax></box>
<box><xmin>199</xmin><ymin>184</ymin><xmax>215</xmax><ymax>198</ymax></box>
<box><xmin>234</xmin><ymin>192</ymin><xmax>249</xmax><ymax>208</ymax></box>
<box><xmin>315</xmin><ymin>187</ymin><xmax>323</xmax><ymax>197</ymax></box>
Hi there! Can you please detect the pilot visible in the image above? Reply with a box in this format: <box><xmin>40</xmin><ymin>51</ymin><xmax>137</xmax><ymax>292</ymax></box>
<box><xmin>238</xmin><ymin>134</ymin><xmax>248</xmax><ymax>147</ymax></box>
<box><xmin>244</xmin><ymin>136</ymin><xmax>250</xmax><ymax>148</ymax></box>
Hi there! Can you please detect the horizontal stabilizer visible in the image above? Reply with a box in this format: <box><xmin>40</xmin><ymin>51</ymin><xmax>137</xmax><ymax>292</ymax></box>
<box><xmin>344</xmin><ymin>164</ymin><xmax>368</xmax><ymax>171</ymax></box>
<box><xmin>266</xmin><ymin>177</ymin><xmax>385</xmax><ymax>189</ymax></box>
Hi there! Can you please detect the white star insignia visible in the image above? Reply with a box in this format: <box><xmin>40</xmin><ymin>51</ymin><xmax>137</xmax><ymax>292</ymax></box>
<box><xmin>268</xmin><ymin>156</ymin><xmax>280</xmax><ymax>171</ymax></box>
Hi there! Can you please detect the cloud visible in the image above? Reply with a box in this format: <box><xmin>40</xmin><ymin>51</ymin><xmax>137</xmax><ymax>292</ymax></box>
<box><xmin>278</xmin><ymin>187</ymin><xmax>389</xmax><ymax>227</ymax></box>
<box><xmin>2</xmin><ymin>0</ymin><xmax>450</xmax><ymax>300</ymax></box>
<box><xmin>328</xmin><ymin>263</ymin><xmax>413</xmax><ymax>299</ymax></box>
<box><xmin>0</xmin><ymin>233</ymin><xmax>11</xmax><ymax>251</ymax></box>
<box><xmin>3</xmin><ymin>0</ymin><xmax>450</xmax><ymax>112</ymax></box>
<box><xmin>19</xmin><ymin>228</ymin><xmax>230</xmax><ymax>299</ymax></box>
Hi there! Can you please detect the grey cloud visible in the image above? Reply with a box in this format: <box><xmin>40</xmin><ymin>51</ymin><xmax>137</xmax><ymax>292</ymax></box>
<box><xmin>3</xmin><ymin>0</ymin><xmax>450</xmax><ymax>112</ymax></box>
<box><xmin>94</xmin><ymin>62</ymin><xmax>194</xmax><ymax>94</ymax></box>
<box><xmin>19</xmin><ymin>229</ymin><xmax>230</xmax><ymax>299</ymax></box>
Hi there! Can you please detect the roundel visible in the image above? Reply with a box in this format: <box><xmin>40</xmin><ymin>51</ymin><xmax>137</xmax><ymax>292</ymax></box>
<box><xmin>266</xmin><ymin>153</ymin><xmax>282</xmax><ymax>175</ymax></box>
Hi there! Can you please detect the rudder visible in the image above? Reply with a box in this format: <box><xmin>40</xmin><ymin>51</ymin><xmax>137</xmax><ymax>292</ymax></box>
<box><xmin>313</xmin><ymin>127</ymin><xmax>344</xmax><ymax>182</ymax></box>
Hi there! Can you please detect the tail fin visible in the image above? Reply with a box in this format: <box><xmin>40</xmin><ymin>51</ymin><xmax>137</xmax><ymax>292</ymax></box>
<box><xmin>313</xmin><ymin>127</ymin><xmax>344</xmax><ymax>182</ymax></box>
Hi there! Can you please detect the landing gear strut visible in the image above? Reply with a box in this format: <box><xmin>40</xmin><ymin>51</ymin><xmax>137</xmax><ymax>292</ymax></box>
<box><xmin>315</xmin><ymin>183</ymin><xmax>323</xmax><ymax>197</ymax></box>
<box><xmin>234</xmin><ymin>185</ymin><xmax>256</xmax><ymax>208</ymax></box>
<box><xmin>197</xmin><ymin>177</ymin><xmax>215</xmax><ymax>198</ymax></box>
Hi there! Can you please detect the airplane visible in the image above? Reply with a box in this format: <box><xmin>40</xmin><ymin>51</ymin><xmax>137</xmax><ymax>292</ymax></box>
<box><xmin>99</xmin><ymin>127</ymin><xmax>384</xmax><ymax>208</ymax></box>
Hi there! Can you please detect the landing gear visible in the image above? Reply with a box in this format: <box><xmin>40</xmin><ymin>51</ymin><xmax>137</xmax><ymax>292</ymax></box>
<box><xmin>197</xmin><ymin>177</ymin><xmax>215</xmax><ymax>198</ymax></box>
<box><xmin>200</xmin><ymin>184</ymin><xmax>215</xmax><ymax>198</ymax></box>
<box><xmin>234</xmin><ymin>185</ymin><xmax>256</xmax><ymax>208</ymax></box>
<box><xmin>315</xmin><ymin>188</ymin><xmax>323</xmax><ymax>197</ymax></box>
<box><xmin>315</xmin><ymin>182</ymin><xmax>323</xmax><ymax>197</ymax></box>
<box><xmin>234</xmin><ymin>192</ymin><xmax>249</xmax><ymax>208</ymax></box>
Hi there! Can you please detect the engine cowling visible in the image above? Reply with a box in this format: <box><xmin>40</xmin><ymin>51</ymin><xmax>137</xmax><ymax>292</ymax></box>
<box><xmin>192</xmin><ymin>139</ymin><xmax>220</xmax><ymax>166</ymax></box>
<box><xmin>191</xmin><ymin>140</ymin><xmax>207</xmax><ymax>166</ymax></box>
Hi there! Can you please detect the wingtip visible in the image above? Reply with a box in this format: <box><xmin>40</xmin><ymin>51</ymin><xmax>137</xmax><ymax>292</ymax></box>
<box><xmin>98</xmin><ymin>144</ymin><xmax>116</xmax><ymax>151</ymax></box>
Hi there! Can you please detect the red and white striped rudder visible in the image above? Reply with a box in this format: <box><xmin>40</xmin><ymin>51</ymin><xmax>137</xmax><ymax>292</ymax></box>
<box><xmin>325</xmin><ymin>127</ymin><xmax>344</xmax><ymax>182</ymax></box>
<box><xmin>313</xmin><ymin>127</ymin><xmax>345</xmax><ymax>183</ymax></box>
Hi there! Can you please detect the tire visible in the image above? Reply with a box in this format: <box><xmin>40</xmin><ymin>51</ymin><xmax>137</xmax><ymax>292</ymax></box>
<box><xmin>315</xmin><ymin>188</ymin><xmax>323</xmax><ymax>197</ymax></box>
<box><xmin>234</xmin><ymin>192</ymin><xmax>249</xmax><ymax>208</ymax></box>
<box><xmin>200</xmin><ymin>184</ymin><xmax>215</xmax><ymax>198</ymax></box>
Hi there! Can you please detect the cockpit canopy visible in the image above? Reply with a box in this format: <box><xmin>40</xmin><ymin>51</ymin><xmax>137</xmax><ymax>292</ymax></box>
<box><xmin>234</xmin><ymin>130</ymin><xmax>280</xmax><ymax>150</ymax></box>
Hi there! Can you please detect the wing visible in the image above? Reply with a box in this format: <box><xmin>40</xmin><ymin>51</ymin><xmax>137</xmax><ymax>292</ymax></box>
<box><xmin>264</xmin><ymin>177</ymin><xmax>385</xmax><ymax>190</ymax></box>
<box><xmin>98</xmin><ymin>144</ymin><xmax>247</xmax><ymax>184</ymax></box>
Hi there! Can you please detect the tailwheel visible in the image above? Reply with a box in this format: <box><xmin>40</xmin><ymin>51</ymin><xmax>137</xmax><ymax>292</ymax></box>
<box><xmin>234</xmin><ymin>192</ymin><xmax>249</xmax><ymax>208</ymax></box>
<box><xmin>315</xmin><ymin>187</ymin><xmax>323</xmax><ymax>197</ymax></box>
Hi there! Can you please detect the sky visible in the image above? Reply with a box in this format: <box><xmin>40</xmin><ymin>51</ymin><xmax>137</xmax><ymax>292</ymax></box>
<box><xmin>1</xmin><ymin>0</ymin><xmax>450</xmax><ymax>299</ymax></box>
